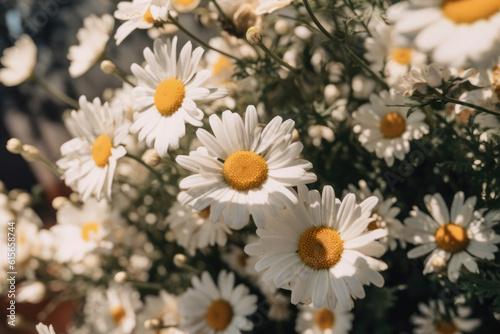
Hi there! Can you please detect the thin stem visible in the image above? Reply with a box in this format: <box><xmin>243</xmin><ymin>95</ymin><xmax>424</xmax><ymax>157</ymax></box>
<box><xmin>431</xmin><ymin>93</ymin><xmax>500</xmax><ymax>118</ymax></box>
<box><xmin>125</xmin><ymin>153</ymin><xmax>164</xmax><ymax>182</ymax></box>
<box><xmin>33</xmin><ymin>75</ymin><xmax>79</xmax><ymax>109</ymax></box>
<box><xmin>257</xmin><ymin>41</ymin><xmax>298</xmax><ymax>73</ymax></box>
<box><xmin>169</xmin><ymin>17</ymin><xmax>240</xmax><ymax>61</ymax></box>
<box><xmin>211</xmin><ymin>0</ymin><xmax>233</xmax><ymax>28</ymax></box>
<box><xmin>302</xmin><ymin>0</ymin><xmax>388</xmax><ymax>90</ymax></box>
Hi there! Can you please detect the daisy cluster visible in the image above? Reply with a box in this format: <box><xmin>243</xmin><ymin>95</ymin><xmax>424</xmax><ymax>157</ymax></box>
<box><xmin>2</xmin><ymin>0</ymin><xmax>500</xmax><ymax>333</ymax></box>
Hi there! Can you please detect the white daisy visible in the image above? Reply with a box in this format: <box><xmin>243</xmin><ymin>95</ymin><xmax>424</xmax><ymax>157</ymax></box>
<box><xmin>130</xmin><ymin>37</ymin><xmax>228</xmax><ymax>157</ymax></box>
<box><xmin>388</xmin><ymin>0</ymin><xmax>500</xmax><ymax>69</ymax></box>
<box><xmin>455</xmin><ymin>66</ymin><xmax>500</xmax><ymax>117</ymax></box>
<box><xmin>393</xmin><ymin>63</ymin><xmax>452</xmax><ymax>98</ymax></box>
<box><xmin>179</xmin><ymin>270</ymin><xmax>257</xmax><ymax>334</ymax></box>
<box><xmin>245</xmin><ymin>185</ymin><xmax>388</xmax><ymax>311</ymax></box>
<box><xmin>35</xmin><ymin>323</ymin><xmax>56</xmax><ymax>334</ymax></box>
<box><xmin>352</xmin><ymin>90</ymin><xmax>429</xmax><ymax>167</ymax></box>
<box><xmin>175</xmin><ymin>105</ymin><xmax>316</xmax><ymax>228</ymax></box>
<box><xmin>0</xmin><ymin>34</ymin><xmax>37</xmax><ymax>86</ymax></box>
<box><xmin>85</xmin><ymin>284</ymin><xmax>143</xmax><ymax>334</ymax></box>
<box><xmin>68</xmin><ymin>14</ymin><xmax>114</xmax><ymax>78</ymax></box>
<box><xmin>347</xmin><ymin>180</ymin><xmax>405</xmax><ymax>251</ymax></box>
<box><xmin>50</xmin><ymin>198</ymin><xmax>116</xmax><ymax>263</ymax></box>
<box><xmin>364</xmin><ymin>22</ymin><xmax>427</xmax><ymax>86</ymax></box>
<box><xmin>404</xmin><ymin>191</ymin><xmax>500</xmax><ymax>282</ymax></box>
<box><xmin>295</xmin><ymin>304</ymin><xmax>354</xmax><ymax>334</ymax></box>
<box><xmin>411</xmin><ymin>300</ymin><xmax>480</xmax><ymax>334</ymax></box>
<box><xmin>136</xmin><ymin>290</ymin><xmax>183</xmax><ymax>334</ymax></box>
<box><xmin>114</xmin><ymin>0</ymin><xmax>172</xmax><ymax>45</ymax></box>
<box><xmin>56</xmin><ymin>96</ymin><xmax>130</xmax><ymax>201</ymax></box>
<box><xmin>254</xmin><ymin>0</ymin><xmax>293</xmax><ymax>15</ymax></box>
<box><xmin>166</xmin><ymin>192</ymin><xmax>234</xmax><ymax>256</ymax></box>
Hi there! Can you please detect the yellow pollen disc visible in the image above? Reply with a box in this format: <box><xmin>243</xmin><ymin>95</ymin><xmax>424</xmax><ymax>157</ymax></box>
<box><xmin>205</xmin><ymin>299</ymin><xmax>233</xmax><ymax>330</ymax></box>
<box><xmin>392</xmin><ymin>48</ymin><xmax>413</xmax><ymax>65</ymax></box>
<box><xmin>442</xmin><ymin>0</ymin><xmax>500</xmax><ymax>24</ymax></box>
<box><xmin>222</xmin><ymin>151</ymin><xmax>268</xmax><ymax>191</ymax></box>
<box><xmin>298</xmin><ymin>227</ymin><xmax>344</xmax><ymax>270</ymax></box>
<box><xmin>175</xmin><ymin>0</ymin><xmax>197</xmax><ymax>6</ymax></box>
<box><xmin>111</xmin><ymin>306</ymin><xmax>127</xmax><ymax>325</ymax></box>
<box><xmin>154</xmin><ymin>78</ymin><xmax>186</xmax><ymax>116</ymax></box>
<box><xmin>435</xmin><ymin>223</ymin><xmax>469</xmax><ymax>253</ymax></box>
<box><xmin>213</xmin><ymin>56</ymin><xmax>233</xmax><ymax>75</ymax></box>
<box><xmin>143</xmin><ymin>7</ymin><xmax>155</xmax><ymax>23</ymax></box>
<box><xmin>19</xmin><ymin>232</ymin><xmax>26</xmax><ymax>245</ymax></box>
<box><xmin>81</xmin><ymin>222</ymin><xmax>99</xmax><ymax>242</ymax></box>
<box><xmin>436</xmin><ymin>320</ymin><xmax>458</xmax><ymax>334</ymax></box>
<box><xmin>315</xmin><ymin>308</ymin><xmax>335</xmax><ymax>330</ymax></box>
<box><xmin>92</xmin><ymin>134</ymin><xmax>113</xmax><ymax>168</ymax></box>
<box><xmin>198</xmin><ymin>206</ymin><xmax>211</xmax><ymax>219</ymax></box>
<box><xmin>380</xmin><ymin>112</ymin><xmax>406</xmax><ymax>139</ymax></box>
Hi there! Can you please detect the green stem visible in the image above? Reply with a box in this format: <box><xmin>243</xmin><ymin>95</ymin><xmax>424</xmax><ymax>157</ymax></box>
<box><xmin>125</xmin><ymin>153</ymin><xmax>164</xmax><ymax>182</ymax></box>
<box><xmin>33</xmin><ymin>75</ymin><xmax>79</xmax><ymax>109</ymax></box>
<box><xmin>169</xmin><ymin>17</ymin><xmax>240</xmax><ymax>61</ymax></box>
<box><xmin>211</xmin><ymin>0</ymin><xmax>233</xmax><ymax>28</ymax></box>
<box><xmin>302</xmin><ymin>0</ymin><xmax>388</xmax><ymax>90</ymax></box>
<box><xmin>431</xmin><ymin>93</ymin><xmax>500</xmax><ymax>118</ymax></box>
<box><xmin>257</xmin><ymin>41</ymin><xmax>298</xmax><ymax>73</ymax></box>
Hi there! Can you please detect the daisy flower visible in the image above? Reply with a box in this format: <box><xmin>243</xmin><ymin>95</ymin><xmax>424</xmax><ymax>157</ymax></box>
<box><xmin>35</xmin><ymin>323</ymin><xmax>56</xmax><ymax>334</ymax></box>
<box><xmin>411</xmin><ymin>300</ymin><xmax>480</xmax><ymax>334</ymax></box>
<box><xmin>404</xmin><ymin>192</ymin><xmax>500</xmax><ymax>282</ymax></box>
<box><xmin>179</xmin><ymin>270</ymin><xmax>257</xmax><ymax>334</ymax></box>
<box><xmin>347</xmin><ymin>180</ymin><xmax>405</xmax><ymax>251</ymax></box>
<box><xmin>245</xmin><ymin>185</ymin><xmax>388</xmax><ymax>311</ymax></box>
<box><xmin>295</xmin><ymin>305</ymin><xmax>354</xmax><ymax>334</ymax></box>
<box><xmin>364</xmin><ymin>22</ymin><xmax>427</xmax><ymax>86</ymax></box>
<box><xmin>166</xmin><ymin>192</ymin><xmax>234</xmax><ymax>255</ymax></box>
<box><xmin>51</xmin><ymin>198</ymin><xmax>116</xmax><ymax>263</ymax></box>
<box><xmin>454</xmin><ymin>66</ymin><xmax>500</xmax><ymax>116</ymax></box>
<box><xmin>56</xmin><ymin>96</ymin><xmax>130</xmax><ymax>201</ymax></box>
<box><xmin>352</xmin><ymin>90</ymin><xmax>429</xmax><ymax>167</ymax></box>
<box><xmin>130</xmin><ymin>37</ymin><xmax>228</xmax><ymax>157</ymax></box>
<box><xmin>0</xmin><ymin>34</ymin><xmax>37</xmax><ymax>86</ymax></box>
<box><xmin>114</xmin><ymin>0</ymin><xmax>172</xmax><ymax>45</ymax></box>
<box><xmin>388</xmin><ymin>0</ymin><xmax>500</xmax><ymax>69</ymax></box>
<box><xmin>175</xmin><ymin>106</ymin><xmax>316</xmax><ymax>228</ymax></box>
<box><xmin>136</xmin><ymin>290</ymin><xmax>183</xmax><ymax>334</ymax></box>
<box><xmin>68</xmin><ymin>14</ymin><xmax>114</xmax><ymax>78</ymax></box>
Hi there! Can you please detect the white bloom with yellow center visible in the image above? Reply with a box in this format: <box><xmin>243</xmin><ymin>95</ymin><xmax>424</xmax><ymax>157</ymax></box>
<box><xmin>404</xmin><ymin>192</ymin><xmax>500</xmax><ymax>282</ymax></box>
<box><xmin>166</xmin><ymin>192</ymin><xmax>234</xmax><ymax>256</ymax></box>
<box><xmin>131</xmin><ymin>37</ymin><xmax>228</xmax><ymax>157</ymax></box>
<box><xmin>295</xmin><ymin>304</ymin><xmax>354</xmax><ymax>334</ymax></box>
<box><xmin>56</xmin><ymin>96</ymin><xmax>130</xmax><ymax>201</ymax></box>
<box><xmin>352</xmin><ymin>90</ymin><xmax>429</xmax><ymax>167</ymax></box>
<box><xmin>411</xmin><ymin>300</ymin><xmax>480</xmax><ymax>334</ymax></box>
<box><xmin>388</xmin><ymin>0</ymin><xmax>500</xmax><ymax>69</ymax></box>
<box><xmin>114</xmin><ymin>0</ymin><xmax>172</xmax><ymax>45</ymax></box>
<box><xmin>35</xmin><ymin>323</ymin><xmax>56</xmax><ymax>334</ymax></box>
<box><xmin>68</xmin><ymin>14</ymin><xmax>114</xmax><ymax>78</ymax></box>
<box><xmin>365</xmin><ymin>22</ymin><xmax>427</xmax><ymax>86</ymax></box>
<box><xmin>0</xmin><ymin>34</ymin><xmax>37</xmax><ymax>86</ymax></box>
<box><xmin>171</xmin><ymin>0</ymin><xmax>200</xmax><ymax>12</ymax></box>
<box><xmin>136</xmin><ymin>290</ymin><xmax>184</xmax><ymax>334</ymax></box>
<box><xmin>255</xmin><ymin>0</ymin><xmax>293</xmax><ymax>15</ymax></box>
<box><xmin>175</xmin><ymin>106</ymin><xmax>316</xmax><ymax>228</ymax></box>
<box><xmin>51</xmin><ymin>198</ymin><xmax>116</xmax><ymax>263</ymax></box>
<box><xmin>179</xmin><ymin>270</ymin><xmax>257</xmax><ymax>334</ymax></box>
<box><xmin>245</xmin><ymin>185</ymin><xmax>388</xmax><ymax>311</ymax></box>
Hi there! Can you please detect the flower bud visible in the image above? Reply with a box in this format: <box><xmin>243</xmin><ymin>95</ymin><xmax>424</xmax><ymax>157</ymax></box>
<box><xmin>21</xmin><ymin>144</ymin><xmax>41</xmax><ymax>162</ymax></box>
<box><xmin>173</xmin><ymin>253</ymin><xmax>187</xmax><ymax>268</ymax></box>
<box><xmin>114</xmin><ymin>271</ymin><xmax>128</xmax><ymax>283</ymax></box>
<box><xmin>6</xmin><ymin>138</ymin><xmax>23</xmax><ymax>154</ymax></box>
<box><xmin>246</xmin><ymin>27</ymin><xmax>263</xmax><ymax>45</ymax></box>
<box><xmin>142</xmin><ymin>149</ymin><xmax>160</xmax><ymax>167</ymax></box>
<box><xmin>144</xmin><ymin>319</ymin><xmax>161</xmax><ymax>330</ymax></box>
<box><xmin>100</xmin><ymin>60</ymin><xmax>117</xmax><ymax>75</ymax></box>
<box><xmin>52</xmin><ymin>196</ymin><xmax>68</xmax><ymax>210</ymax></box>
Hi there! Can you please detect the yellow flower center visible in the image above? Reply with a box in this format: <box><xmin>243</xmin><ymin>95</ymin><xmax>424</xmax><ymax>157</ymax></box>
<box><xmin>111</xmin><ymin>306</ymin><xmax>127</xmax><ymax>325</ymax></box>
<box><xmin>222</xmin><ymin>151</ymin><xmax>268</xmax><ymax>191</ymax></box>
<box><xmin>92</xmin><ymin>134</ymin><xmax>113</xmax><ymax>167</ymax></box>
<box><xmin>298</xmin><ymin>226</ymin><xmax>344</xmax><ymax>270</ymax></box>
<box><xmin>435</xmin><ymin>223</ymin><xmax>469</xmax><ymax>253</ymax></box>
<box><xmin>19</xmin><ymin>232</ymin><xmax>26</xmax><ymax>245</ymax></box>
<box><xmin>197</xmin><ymin>206</ymin><xmax>211</xmax><ymax>219</ymax></box>
<box><xmin>81</xmin><ymin>222</ymin><xmax>99</xmax><ymax>242</ymax></box>
<box><xmin>314</xmin><ymin>308</ymin><xmax>335</xmax><ymax>330</ymax></box>
<box><xmin>436</xmin><ymin>319</ymin><xmax>458</xmax><ymax>334</ymax></box>
<box><xmin>154</xmin><ymin>78</ymin><xmax>186</xmax><ymax>116</ymax></box>
<box><xmin>205</xmin><ymin>299</ymin><xmax>233</xmax><ymax>331</ymax></box>
<box><xmin>143</xmin><ymin>7</ymin><xmax>156</xmax><ymax>23</ymax></box>
<box><xmin>174</xmin><ymin>0</ymin><xmax>197</xmax><ymax>6</ymax></box>
<box><xmin>392</xmin><ymin>48</ymin><xmax>413</xmax><ymax>65</ymax></box>
<box><xmin>379</xmin><ymin>112</ymin><xmax>406</xmax><ymax>139</ymax></box>
<box><xmin>442</xmin><ymin>0</ymin><xmax>500</xmax><ymax>24</ymax></box>
<box><xmin>213</xmin><ymin>56</ymin><xmax>233</xmax><ymax>75</ymax></box>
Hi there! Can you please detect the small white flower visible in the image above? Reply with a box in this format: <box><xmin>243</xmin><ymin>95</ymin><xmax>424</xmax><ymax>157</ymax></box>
<box><xmin>0</xmin><ymin>34</ymin><xmax>37</xmax><ymax>86</ymax></box>
<box><xmin>353</xmin><ymin>90</ymin><xmax>429</xmax><ymax>167</ymax></box>
<box><xmin>131</xmin><ymin>37</ymin><xmax>228</xmax><ymax>157</ymax></box>
<box><xmin>179</xmin><ymin>270</ymin><xmax>257</xmax><ymax>334</ymax></box>
<box><xmin>68</xmin><ymin>14</ymin><xmax>114</xmax><ymax>78</ymax></box>
<box><xmin>404</xmin><ymin>191</ymin><xmax>500</xmax><ymax>282</ymax></box>
<box><xmin>56</xmin><ymin>96</ymin><xmax>130</xmax><ymax>201</ymax></box>
<box><xmin>136</xmin><ymin>290</ymin><xmax>184</xmax><ymax>334</ymax></box>
<box><xmin>393</xmin><ymin>63</ymin><xmax>452</xmax><ymax>98</ymax></box>
<box><xmin>245</xmin><ymin>185</ymin><xmax>388</xmax><ymax>311</ymax></box>
<box><xmin>295</xmin><ymin>304</ymin><xmax>354</xmax><ymax>334</ymax></box>
<box><xmin>35</xmin><ymin>323</ymin><xmax>56</xmax><ymax>334</ymax></box>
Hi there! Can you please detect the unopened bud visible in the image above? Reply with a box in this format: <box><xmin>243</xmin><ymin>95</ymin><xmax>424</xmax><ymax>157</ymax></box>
<box><xmin>21</xmin><ymin>144</ymin><xmax>41</xmax><ymax>162</ymax></box>
<box><xmin>142</xmin><ymin>149</ymin><xmax>160</xmax><ymax>167</ymax></box>
<box><xmin>6</xmin><ymin>138</ymin><xmax>23</xmax><ymax>154</ymax></box>
<box><xmin>274</xmin><ymin>19</ymin><xmax>290</xmax><ymax>35</ymax></box>
<box><xmin>52</xmin><ymin>196</ymin><xmax>68</xmax><ymax>210</ymax></box>
<box><xmin>100</xmin><ymin>60</ymin><xmax>117</xmax><ymax>75</ymax></box>
<box><xmin>173</xmin><ymin>253</ymin><xmax>187</xmax><ymax>268</ymax></box>
<box><xmin>16</xmin><ymin>193</ymin><xmax>32</xmax><ymax>207</ymax></box>
<box><xmin>69</xmin><ymin>192</ymin><xmax>80</xmax><ymax>203</ymax></box>
<box><xmin>292</xmin><ymin>129</ymin><xmax>300</xmax><ymax>143</ymax></box>
<box><xmin>165</xmin><ymin>231</ymin><xmax>176</xmax><ymax>242</ymax></box>
<box><xmin>114</xmin><ymin>271</ymin><xmax>128</xmax><ymax>283</ymax></box>
<box><xmin>246</xmin><ymin>27</ymin><xmax>263</xmax><ymax>45</ymax></box>
<box><xmin>144</xmin><ymin>318</ymin><xmax>161</xmax><ymax>330</ymax></box>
